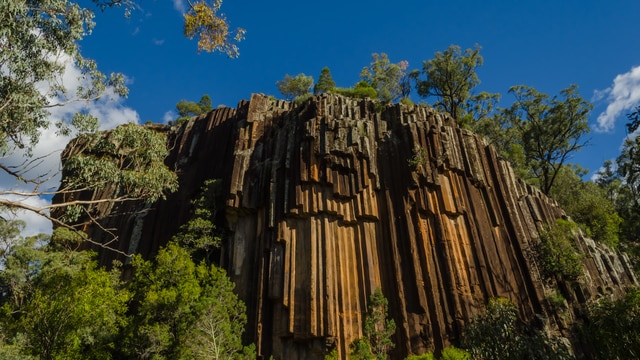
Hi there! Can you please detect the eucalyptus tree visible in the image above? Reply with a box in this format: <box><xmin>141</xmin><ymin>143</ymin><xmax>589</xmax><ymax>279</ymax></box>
<box><xmin>625</xmin><ymin>105</ymin><xmax>640</xmax><ymax>133</ymax></box>
<box><xmin>1</xmin><ymin>0</ymin><xmax>242</xmax><ymax>251</ymax></box>
<box><xmin>175</xmin><ymin>94</ymin><xmax>214</xmax><ymax>123</ymax></box>
<box><xmin>412</xmin><ymin>45</ymin><xmax>500</xmax><ymax>126</ymax></box>
<box><xmin>550</xmin><ymin>164</ymin><xmax>621</xmax><ymax>248</ymax></box>
<box><xmin>505</xmin><ymin>85</ymin><xmax>592</xmax><ymax>195</ymax></box>
<box><xmin>613</xmin><ymin>135</ymin><xmax>640</xmax><ymax>257</ymax></box>
<box><xmin>276</xmin><ymin>74</ymin><xmax>314</xmax><ymax>101</ymax></box>
<box><xmin>122</xmin><ymin>242</ymin><xmax>254</xmax><ymax>359</ymax></box>
<box><xmin>0</xmin><ymin>222</ymin><xmax>130</xmax><ymax>359</ymax></box>
<box><xmin>360</xmin><ymin>53</ymin><xmax>407</xmax><ymax>103</ymax></box>
<box><xmin>349</xmin><ymin>289</ymin><xmax>396</xmax><ymax>360</ymax></box>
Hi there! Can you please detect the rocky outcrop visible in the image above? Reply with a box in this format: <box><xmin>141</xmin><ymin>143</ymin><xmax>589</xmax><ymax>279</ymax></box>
<box><xmin>67</xmin><ymin>94</ymin><xmax>637</xmax><ymax>359</ymax></box>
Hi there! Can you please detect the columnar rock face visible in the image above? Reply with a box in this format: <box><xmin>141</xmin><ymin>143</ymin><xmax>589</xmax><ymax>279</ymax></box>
<box><xmin>71</xmin><ymin>94</ymin><xmax>637</xmax><ymax>359</ymax></box>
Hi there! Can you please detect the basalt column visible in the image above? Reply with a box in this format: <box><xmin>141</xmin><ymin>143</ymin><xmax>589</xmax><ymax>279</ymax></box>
<box><xmin>60</xmin><ymin>94</ymin><xmax>638</xmax><ymax>359</ymax></box>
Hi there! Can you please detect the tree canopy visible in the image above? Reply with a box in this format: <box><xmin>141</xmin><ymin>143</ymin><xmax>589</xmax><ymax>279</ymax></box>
<box><xmin>122</xmin><ymin>242</ymin><xmax>253</xmax><ymax>359</ymax></box>
<box><xmin>360</xmin><ymin>53</ymin><xmax>408</xmax><ymax>103</ymax></box>
<box><xmin>550</xmin><ymin>165</ymin><xmax>621</xmax><ymax>247</ymax></box>
<box><xmin>462</xmin><ymin>298</ymin><xmax>572</xmax><ymax>360</ymax></box>
<box><xmin>0</xmin><ymin>182</ymin><xmax>254</xmax><ymax>359</ymax></box>
<box><xmin>595</xmin><ymin>113</ymin><xmax>640</xmax><ymax>267</ymax></box>
<box><xmin>0</xmin><ymin>0</ymin><xmax>242</xmax><ymax>251</ymax></box>
<box><xmin>1</xmin><ymin>0</ymin><xmax>126</xmax><ymax>155</ymax></box>
<box><xmin>276</xmin><ymin>73</ymin><xmax>314</xmax><ymax>101</ymax></box>
<box><xmin>0</xmin><ymin>223</ymin><xmax>130</xmax><ymax>360</ymax></box>
<box><xmin>183</xmin><ymin>0</ymin><xmax>246</xmax><ymax>58</ymax></box>
<box><xmin>314</xmin><ymin>67</ymin><xmax>337</xmax><ymax>95</ymax></box>
<box><xmin>348</xmin><ymin>288</ymin><xmax>396</xmax><ymax>360</ymax></box>
<box><xmin>411</xmin><ymin>45</ymin><xmax>499</xmax><ymax>123</ymax></box>
<box><xmin>625</xmin><ymin>105</ymin><xmax>640</xmax><ymax>134</ymax></box>
<box><xmin>506</xmin><ymin>84</ymin><xmax>592</xmax><ymax>194</ymax></box>
<box><xmin>175</xmin><ymin>94</ymin><xmax>214</xmax><ymax>123</ymax></box>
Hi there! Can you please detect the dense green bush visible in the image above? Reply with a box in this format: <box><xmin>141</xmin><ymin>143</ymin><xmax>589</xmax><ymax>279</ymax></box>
<box><xmin>333</xmin><ymin>81</ymin><xmax>378</xmax><ymax>99</ymax></box>
<box><xmin>400</xmin><ymin>97</ymin><xmax>415</xmax><ymax>106</ymax></box>
<box><xmin>347</xmin><ymin>289</ymin><xmax>396</xmax><ymax>360</ymax></box>
<box><xmin>550</xmin><ymin>165</ymin><xmax>621</xmax><ymax>248</ymax></box>
<box><xmin>408</xmin><ymin>146</ymin><xmax>427</xmax><ymax>169</ymax></box>
<box><xmin>580</xmin><ymin>288</ymin><xmax>640</xmax><ymax>359</ymax></box>
<box><xmin>537</xmin><ymin>219</ymin><xmax>584</xmax><ymax>281</ymax></box>
<box><xmin>276</xmin><ymin>73</ymin><xmax>313</xmax><ymax>101</ymax></box>
<box><xmin>462</xmin><ymin>298</ymin><xmax>572</xmax><ymax>360</ymax></box>
<box><xmin>405</xmin><ymin>354</ymin><xmax>435</xmax><ymax>360</ymax></box>
<box><xmin>405</xmin><ymin>346</ymin><xmax>470</xmax><ymax>360</ymax></box>
<box><xmin>293</xmin><ymin>93</ymin><xmax>313</xmax><ymax>104</ymax></box>
<box><xmin>440</xmin><ymin>347</ymin><xmax>471</xmax><ymax>360</ymax></box>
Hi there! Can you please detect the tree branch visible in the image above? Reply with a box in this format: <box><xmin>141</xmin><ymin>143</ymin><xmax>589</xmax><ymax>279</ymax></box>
<box><xmin>0</xmin><ymin>198</ymin><xmax>133</xmax><ymax>257</ymax></box>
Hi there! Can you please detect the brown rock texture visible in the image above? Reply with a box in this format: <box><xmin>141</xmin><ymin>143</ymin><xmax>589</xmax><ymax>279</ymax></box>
<box><xmin>65</xmin><ymin>94</ymin><xmax>637</xmax><ymax>359</ymax></box>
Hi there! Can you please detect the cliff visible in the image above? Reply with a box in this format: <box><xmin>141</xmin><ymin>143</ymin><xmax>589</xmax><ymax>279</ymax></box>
<box><xmin>62</xmin><ymin>94</ymin><xmax>638</xmax><ymax>359</ymax></box>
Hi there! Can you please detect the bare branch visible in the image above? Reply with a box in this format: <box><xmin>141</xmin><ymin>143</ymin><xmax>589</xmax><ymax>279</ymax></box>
<box><xmin>0</xmin><ymin>198</ymin><xmax>133</xmax><ymax>257</ymax></box>
<box><xmin>0</xmin><ymin>195</ymin><xmax>144</xmax><ymax>212</ymax></box>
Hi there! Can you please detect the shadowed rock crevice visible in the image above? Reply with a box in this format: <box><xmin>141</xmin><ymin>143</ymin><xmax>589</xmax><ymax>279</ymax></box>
<box><xmin>62</xmin><ymin>93</ymin><xmax>637</xmax><ymax>359</ymax></box>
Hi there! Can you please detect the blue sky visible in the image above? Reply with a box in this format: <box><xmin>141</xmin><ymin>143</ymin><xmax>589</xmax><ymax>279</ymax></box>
<box><xmin>5</xmin><ymin>0</ymin><xmax>640</xmax><ymax>236</ymax></box>
<box><xmin>79</xmin><ymin>0</ymin><xmax>640</xmax><ymax>178</ymax></box>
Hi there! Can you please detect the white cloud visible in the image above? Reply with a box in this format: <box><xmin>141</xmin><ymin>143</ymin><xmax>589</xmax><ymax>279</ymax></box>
<box><xmin>1</xmin><ymin>52</ymin><xmax>139</xmax><ymax>236</ymax></box>
<box><xmin>152</xmin><ymin>38</ymin><xmax>165</xmax><ymax>46</ymax></box>
<box><xmin>591</xmin><ymin>88</ymin><xmax>608</xmax><ymax>102</ymax></box>
<box><xmin>172</xmin><ymin>0</ymin><xmax>186</xmax><ymax>13</ymax></box>
<box><xmin>0</xmin><ymin>194</ymin><xmax>53</xmax><ymax>237</ymax></box>
<box><xmin>163</xmin><ymin>110</ymin><xmax>177</xmax><ymax>124</ymax></box>
<box><xmin>594</xmin><ymin>65</ymin><xmax>640</xmax><ymax>132</ymax></box>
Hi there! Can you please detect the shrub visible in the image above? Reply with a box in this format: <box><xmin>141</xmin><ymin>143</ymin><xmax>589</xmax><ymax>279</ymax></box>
<box><xmin>550</xmin><ymin>165</ymin><xmax>621</xmax><ymax>248</ymax></box>
<box><xmin>324</xmin><ymin>347</ymin><xmax>339</xmax><ymax>360</ymax></box>
<box><xmin>348</xmin><ymin>289</ymin><xmax>395</xmax><ymax>360</ymax></box>
<box><xmin>546</xmin><ymin>290</ymin><xmax>566</xmax><ymax>311</ymax></box>
<box><xmin>333</xmin><ymin>81</ymin><xmax>378</xmax><ymax>99</ymax></box>
<box><xmin>537</xmin><ymin>219</ymin><xmax>584</xmax><ymax>281</ymax></box>
<box><xmin>406</xmin><ymin>347</ymin><xmax>470</xmax><ymax>360</ymax></box>
<box><xmin>405</xmin><ymin>353</ymin><xmax>435</xmax><ymax>360</ymax></box>
<box><xmin>293</xmin><ymin>93</ymin><xmax>313</xmax><ymax>104</ymax></box>
<box><xmin>408</xmin><ymin>146</ymin><xmax>427</xmax><ymax>169</ymax></box>
<box><xmin>580</xmin><ymin>288</ymin><xmax>640</xmax><ymax>359</ymax></box>
<box><xmin>440</xmin><ymin>346</ymin><xmax>471</xmax><ymax>360</ymax></box>
<box><xmin>276</xmin><ymin>73</ymin><xmax>313</xmax><ymax>101</ymax></box>
<box><xmin>462</xmin><ymin>298</ymin><xmax>571</xmax><ymax>360</ymax></box>
<box><xmin>400</xmin><ymin>98</ymin><xmax>415</xmax><ymax>106</ymax></box>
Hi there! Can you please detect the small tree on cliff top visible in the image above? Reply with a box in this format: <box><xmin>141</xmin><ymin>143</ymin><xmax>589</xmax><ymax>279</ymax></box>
<box><xmin>360</xmin><ymin>53</ymin><xmax>407</xmax><ymax>103</ymax></box>
<box><xmin>175</xmin><ymin>94</ymin><xmax>214</xmax><ymax>124</ymax></box>
<box><xmin>276</xmin><ymin>73</ymin><xmax>314</xmax><ymax>101</ymax></box>
<box><xmin>315</xmin><ymin>67</ymin><xmax>336</xmax><ymax>94</ymax></box>
<box><xmin>412</xmin><ymin>44</ymin><xmax>500</xmax><ymax>127</ymax></box>
<box><xmin>413</xmin><ymin>45</ymin><xmax>482</xmax><ymax>121</ymax></box>
<box><xmin>506</xmin><ymin>84</ymin><xmax>592</xmax><ymax>195</ymax></box>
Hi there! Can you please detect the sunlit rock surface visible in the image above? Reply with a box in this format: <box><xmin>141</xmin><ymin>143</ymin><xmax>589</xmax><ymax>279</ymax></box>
<box><xmin>61</xmin><ymin>94</ymin><xmax>637</xmax><ymax>359</ymax></box>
